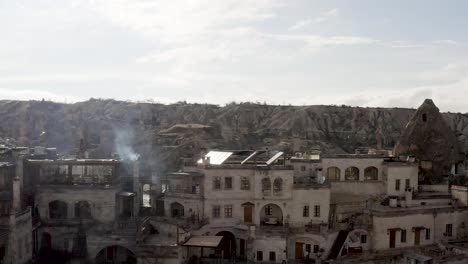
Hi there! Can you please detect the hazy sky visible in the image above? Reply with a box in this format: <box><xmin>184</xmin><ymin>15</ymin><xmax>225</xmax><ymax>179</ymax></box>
<box><xmin>1</xmin><ymin>0</ymin><xmax>468</xmax><ymax>112</ymax></box>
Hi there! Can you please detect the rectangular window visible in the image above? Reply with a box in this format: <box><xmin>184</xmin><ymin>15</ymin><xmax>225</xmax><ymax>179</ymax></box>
<box><xmin>395</xmin><ymin>179</ymin><xmax>401</xmax><ymax>191</ymax></box>
<box><xmin>426</xmin><ymin>228</ymin><xmax>431</xmax><ymax>240</ymax></box>
<box><xmin>401</xmin><ymin>229</ymin><xmax>407</xmax><ymax>243</ymax></box>
<box><xmin>241</xmin><ymin>177</ymin><xmax>250</xmax><ymax>190</ymax></box>
<box><xmin>313</xmin><ymin>245</ymin><xmax>319</xmax><ymax>253</ymax></box>
<box><xmin>265</xmin><ymin>205</ymin><xmax>272</xmax><ymax>216</ymax></box>
<box><xmin>224</xmin><ymin>177</ymin><xmax>232</xmax><ymax>190</ymax></box>
<box><xmin>213</xmin><ymin>177</ymin><xmax>221</xmax><ymax>190</ymax></box>
<box><xmin>303</xmin><ymin>206</ymin><xmax>309</xmax><ymax>217</ymax></box>
<box><xmin>212</xmin><ymin>206</ymin><xmax>220</xmax><ymax>218</ymax></box>
<box><xmin>361</xmin><ymin>234</ymin><xmax>367</xmax><ymax>244</ymax></box>
<box><xmin>257</xmin><ymin>251</ymin><xmax>263</xmax><ymax>261</ymax></box>
<box><xmin>224</xmin><ymin>205</ymin><xmax>233</xmax><ymax>218</ymax></box>
<box><xmin>269</xmin><ymin>251</ymin><xmax>276</xmax><ymax>261</ymax></box>
<box><xmin>314</xmin><ymin>205</ymin><xmax>320</xmax><ymax>217</ymax></box>
<box><xmin>301</xmin><ymin>166</ymin><xmax>306</xmax><ymax>171</ymax></box>
<box><xmin>405</xmin><ymin>179</ymin><xmax>410</xmax><ymax>189</ymax></box>
<box><xmin>446</xmin><ymin>224</ymin><xmax>453</xmax><ymax>237</ymax></box>
<box><xmin>305</xmin><ymin>244</ymin><xmax>311</xmax><ymax>253</ymax></box>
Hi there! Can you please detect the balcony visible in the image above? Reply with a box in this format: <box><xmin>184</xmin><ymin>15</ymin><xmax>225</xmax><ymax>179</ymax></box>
<box><xmin>163</xmin><ymin>187</ymin><xmax>203</xmax><ymax>199</ymax></box>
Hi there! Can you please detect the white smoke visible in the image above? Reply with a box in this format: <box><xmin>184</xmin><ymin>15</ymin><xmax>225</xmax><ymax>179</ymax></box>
<box><xmin>114</xmin><ymin>127</ymin><xmax>140</xmax><ymax>161</ymax></box>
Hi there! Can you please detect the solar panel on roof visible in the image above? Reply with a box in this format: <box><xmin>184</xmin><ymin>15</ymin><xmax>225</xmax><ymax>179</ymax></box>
<box><xmin>266</xmin><ymin>151</ymin><xmax>284</xmax><ymax>165</ymax></box>
<box><xmin>197</xmin><ymin>151</ymin><xmax>233</xmax><ymax>165</ymax></box>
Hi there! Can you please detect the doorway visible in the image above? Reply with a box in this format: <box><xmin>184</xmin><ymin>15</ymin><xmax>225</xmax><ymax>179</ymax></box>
<box><xmin>244</xmin><ymin>206</ymin><xmax>252</xmax><ymax>223</ymax></box>
<box><xmin>295</xmin><ymin>242</ymin><xmax>304</xmax><ymax>259</ymax></box>
<box><xmin>414</xmin><ymin>229</ymin><xmax>421</xmax><ymax>246</ymax></box>
<box><xmin>389</xmin><ymin>230</ymin><xmax>396</xmax><ymax>248</ymax></box>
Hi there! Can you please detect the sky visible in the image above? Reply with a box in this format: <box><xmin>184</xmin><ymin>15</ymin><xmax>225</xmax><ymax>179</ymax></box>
<box><xmin>1</xmin><ymin>0</ymin><xmax>468</xmax><ymax>112</ymax></box>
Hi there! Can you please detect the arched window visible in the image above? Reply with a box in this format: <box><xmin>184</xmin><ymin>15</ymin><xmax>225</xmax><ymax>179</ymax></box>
<box><xmin>49</xmin><ymin>200</ymin><xmax>68</xmax><ymax>219</ymax></box>
<box><xmin>241</xmin><ymin>177</ymin><xmax>250</xmax><ymax>190</ymax></box>
<box><xmin>327</xmin><ymin>167</ymin><xmax>341</xmax><ymax>181</ymax></box>
<box><xmin>262</xmin><ymin>178</ymin><xmax>271</xmax><ymax>196</ymax></box>
<box><xmin>171</xmin><ymin>202</ymin><xmax>184</xmax><ymax>217</ymax></box>
<box><xmin>273</xmin><ymin>178</ymin><xmax>283</xmax><ymax>196</ymax></box>
<box><xmin>364</xmin><ymin>167</ymin><xmax>378</xmax><ymax>181</ymax></box>
<box><xmin>75</xmin><ymin>201</ymin><xmax>92</xmax><ymax>218</ymax></box>
<box><xmin>345</xmin><ymin>167</ymin><xmax>359</xmax><ymax>181</ymax></box>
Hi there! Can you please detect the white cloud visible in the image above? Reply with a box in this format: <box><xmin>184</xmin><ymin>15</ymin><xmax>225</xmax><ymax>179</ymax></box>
<box><xmin>289</xmin><ymin>8</ymin><xmax>339</xmax><ymax>31</ymax></box>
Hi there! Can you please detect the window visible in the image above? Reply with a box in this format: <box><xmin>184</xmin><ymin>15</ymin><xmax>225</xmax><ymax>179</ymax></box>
<box><xmin>422</xmin><ymin>113</ymin><xmax>427</xmax><ymax>122</ymax></box>
<box><xmin>395</xmin><ymin>179</ymin><xmax>401</xmax><ymax>191</ymax></box>
<box><xmin>305</xmin><ymin>244</ymin><xmax>311</xmax><ymax>253</ymax></box>
<box><xmin>426</xmin><ymin>228</ymin><xmax>431</xmax><ymax>240</ymax></box>
<box><xmin>327</xmin><ymin>167</ymin><xmax>341</xmax><ymax>181</ymax></box>
<box><xmin>364</xmin><ymin>167</ymin><xmax>378</xmax><ymax>180</ymax></box>
<box><xmin>405</xmin><ymin>179</ymin><xmax>410</xmax><ymax>189</ymax></box>
<box><xmin>361</xmin><ymin>234</ymin><xmax>367</xmax><ymax>244</ymax></box>
<box><xmin>314</xmin><ymin>205</ymin><xmax>320</xmax><ymax>217</ymax></box>
<box><xmin>224</xmin><ymin>205</ymin><xmax>233</xmax><ymax>218</ymax></box>
<box><xmin>303</xmin><ymin>206</ymin><xmax>309</xmax><ymax>217</ymax></box>
<box><xmin>269</xmin><ymin>251</ymin><xmax>276</xmax><ymax>261</ymax></box>
<box><xmin>301</xmin><ymin>166</ymin><xmax>306</xmax><ymax>172</ymax></box>
<box><xmin>265</xmin><ymin>205</ymin><xmax>273</xmax><ymax>216</ymax></box>
<box><xmin>257</xmin><ymin>251</ymin><xmax>263</xmax><ymax>261</ymax></box>
<box><xmin>446</xmin><ymin>224</ymin><xmax>453</xmax><ymax>237</ymax></box>
<box><xmin>345</xmin><ymin>167</ymin><xmax>359</xmax><ymax>181</ymax></box>
<box><xmin>224</xmin><ymin>177</ymin><xmax>232</xmax><ymax>190</ymax></box>
<box><xmin>212</xmin><ymin>206</ymin><xmax>220</xmax><ymax>218</ymax></box>
<box><xmin>262</xmin><ymin>178</ymin><xmax>271</xmax><ymax>196</ymax></box>
<box><xmin>49</xmin><ymin>200</ymin><xmax>68</xmax><ymax>219</ymax></box>
<box><xmin>401</xmin><ymin>229</ymin><xmax>407</xmax><ymax>243</ymax></box>
<box><xmin>213</xmin><ymin>177</ymin><xmax>221</xmax><ymax>190</ymax></box>
<box><xmin>241</xmin><ymin>177</ymin><xmax>250</xmax><ymax>190</ymax></box>
<box><xmin>313</xmin><ymin>245</ymin><xmax>319</xmax><ymax>253</ymax></box>
<box><xmin>273</xmin><ymin>178</ymin><xmax>283</xmax><ymax>195</ymax></box>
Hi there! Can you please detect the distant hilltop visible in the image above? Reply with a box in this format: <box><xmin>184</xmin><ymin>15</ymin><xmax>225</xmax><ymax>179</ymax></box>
<box><xmin>0</xmin><ymin>98</ymin><xmax>466</xmax><ymax>173</ymax></box>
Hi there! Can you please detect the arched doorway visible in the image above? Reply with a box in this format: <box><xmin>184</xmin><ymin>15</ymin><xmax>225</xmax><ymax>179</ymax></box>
<box><xmin>216</xmin><ymin>231</ymin><xmax>236</xmax><ymax>258</ymax></box>
<box><xmin>95</xmin><ymin>245</ymin><xmax>136</xmax><ymax>264</ymax></box>
<box><xmin>170</xmin><ymin>202</ymin><xmax>184</xmax><ymax>217</ymax></box>
<box><xmin>260</xmin><ymin>203</ymin><xmax>283</xmax><ymax>226</ymax></box>
<box><xmin>75</xmin><ymin>201</ymin><xmax>92</xmax><ymax>218</ymax></box>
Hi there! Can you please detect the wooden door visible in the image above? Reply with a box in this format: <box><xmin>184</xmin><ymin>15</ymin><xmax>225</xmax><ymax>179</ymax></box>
<box><xmin>244</xmin><ymin>206</ymin><xmax>252</xmax><ymax>223</ymax></box>
<box><xmin>414</xmin><ymin>229</ymin><xmax>421</xmax><ymax>245</ymax></box>
<box><xmin>295</xmin><ymin>242</ymin><xmax>304</xmax><ymax>259</ymax></box>
<box><xmin>389</xmin><ymin>230</ymin><xmax>396</xmax><ymax>248</ymax></box>
<box><xmin>240</xmin><ymin>239</ymin><xmax>245</xmax><ymax>257</ymax></box>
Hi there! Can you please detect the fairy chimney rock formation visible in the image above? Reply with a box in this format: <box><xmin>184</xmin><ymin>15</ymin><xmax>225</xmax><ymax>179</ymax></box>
<box><xmin>394</xmin><ymin>99</ymin><xmax>461</xmax><ymax>182</ymax></box>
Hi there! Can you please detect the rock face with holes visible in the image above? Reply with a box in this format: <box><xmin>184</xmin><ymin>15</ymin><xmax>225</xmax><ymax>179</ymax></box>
<box><xmin>394</xmin><ymin>99</ymin><xmax>462</xmax><ymax>182</ymax></box>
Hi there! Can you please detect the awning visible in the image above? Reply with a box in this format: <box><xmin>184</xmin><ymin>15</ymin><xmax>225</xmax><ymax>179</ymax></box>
<box><xmin>405</xmin><ymin>252</ymin><xmax>432</xmax><ymax>262</ymax></box>
<box><xmin>117</xmin><ymin>191</ymin><xmax>136</xmax><ymax>197</ymax></box>
<box><xmin>183</xmin><ymin>236</ymin><xmax>223</xmax><ymax>248</ymax></box>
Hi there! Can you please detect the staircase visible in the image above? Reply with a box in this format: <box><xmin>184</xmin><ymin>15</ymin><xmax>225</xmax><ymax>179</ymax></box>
<box><xmin>328</xmin><ymin>230</ymin><xmax>349</xmax><ymax>260</ymax></box>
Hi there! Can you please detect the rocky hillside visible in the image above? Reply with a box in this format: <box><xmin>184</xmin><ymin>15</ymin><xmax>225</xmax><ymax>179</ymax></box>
<box><xmin>0</xmin><ymin>99</ymin><xmax>467</xmax><ymax>173</ymax></box>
